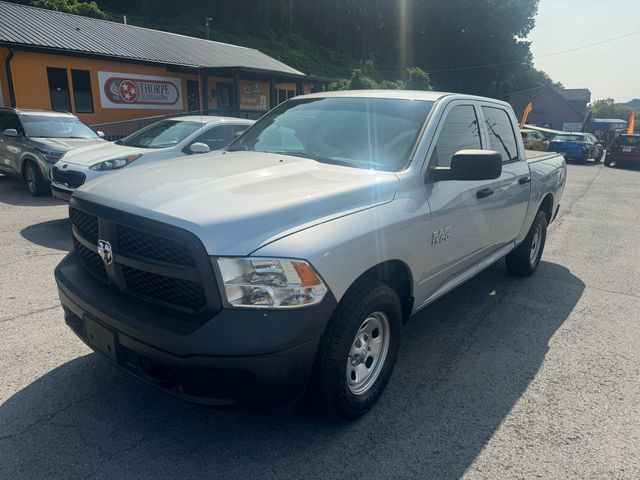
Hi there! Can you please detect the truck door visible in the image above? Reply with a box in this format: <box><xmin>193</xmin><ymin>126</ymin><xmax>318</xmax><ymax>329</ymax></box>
<box><xmin>480</xmin><ymin>105</ymin><xmax>530</xmax><ymax>247</ymax></box>
<box><xmin>419</xmin><ymin>103</ymin><xmax>496</xmax><ymax>299</ymax></box>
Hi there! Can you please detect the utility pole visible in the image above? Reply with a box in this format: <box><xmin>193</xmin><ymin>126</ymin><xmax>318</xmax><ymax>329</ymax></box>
<box><xmin>205</xmin><ymin>17</ymin><xmax>213</xmax><ymax>40</ymax></box>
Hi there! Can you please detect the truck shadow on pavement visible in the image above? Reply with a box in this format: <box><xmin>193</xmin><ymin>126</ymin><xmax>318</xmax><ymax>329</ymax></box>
<box><xmin>20</xmin><ymin>218</ymin><xmax>72</xmax><ymax>251</ymax></box>
<box><xmin>0</xmin><ymin>261</ymin><xmax>585</xmax><ymax>479</ymax></box>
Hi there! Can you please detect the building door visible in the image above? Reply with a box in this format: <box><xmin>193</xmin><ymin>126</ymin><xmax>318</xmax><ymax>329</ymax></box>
<box><xmin>186</xmin><ymin>80</ymin><xmax>200</xmax><ymax>112</ymax></box>
<box><xmin>216</xmin><ymin>82</ymin><xmax>234</xmax><ymax>111</ymax></box>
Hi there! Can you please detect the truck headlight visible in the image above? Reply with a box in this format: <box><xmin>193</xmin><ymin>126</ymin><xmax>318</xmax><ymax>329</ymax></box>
<box><xmin>90</xmin><ymin>154</ymin><xmax>142</xmax><ymax>171</ymax></box>
<box><xmin>215</xmin><ymin>257</ymin><xmax>327</xmax><ymax>308</ymax></box>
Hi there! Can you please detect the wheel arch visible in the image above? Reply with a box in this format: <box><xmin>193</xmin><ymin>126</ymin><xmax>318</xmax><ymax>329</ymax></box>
<box><xmin>538</xmin><ymin>193</ymin><xmax>554</xmax><ymax>223</ymax></box>
<box><xmin>347</xmin><ymin>259</ymin><xmax>414</xmax><ymax>322</ymax></box>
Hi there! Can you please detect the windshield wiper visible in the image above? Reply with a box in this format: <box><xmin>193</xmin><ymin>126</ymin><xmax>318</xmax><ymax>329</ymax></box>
<box><xmin>226</xmin><ymin>146</ymin><xmax>250</xmax><ymax>152</ymax></box>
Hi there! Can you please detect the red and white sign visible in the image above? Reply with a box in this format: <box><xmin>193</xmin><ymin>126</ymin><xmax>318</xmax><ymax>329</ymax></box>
<box><xmin>98</xmin><ymin>71</ymin><xmax>183</xmax><ymax>110</ymax></box>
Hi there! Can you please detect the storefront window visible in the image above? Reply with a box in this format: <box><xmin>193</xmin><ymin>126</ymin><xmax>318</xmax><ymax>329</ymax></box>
<box><xmin>46</xmin><ymin>67</ymin><xmax>71</xmax><ymax>112</ymax></box>
<box><xmin>71</xmin><ymin>70</ymin><xmax>94</xmax><ymax>113</ymax></box>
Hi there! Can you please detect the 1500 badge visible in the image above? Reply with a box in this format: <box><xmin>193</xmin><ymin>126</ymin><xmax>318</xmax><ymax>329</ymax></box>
<box><xmin>432</xmin><ymin>226</ymin><xmax>451</xmax><ymax>246</ymax></box>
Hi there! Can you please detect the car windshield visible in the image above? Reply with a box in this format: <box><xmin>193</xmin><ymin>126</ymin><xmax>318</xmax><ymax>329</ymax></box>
<box><xmin>21</xmin><ymin>115</ymin><xmax>99</xmax><ymax>139</ymax></box>
<box><xmin>228</xmin><ymin>97</ymin><xmax>434</xmax><ymax>171</ymax></box>
<box><xmin>613</xmin><ymin>135</ymin><xmax>640</xmax><ymax>146</ymax></box>
<box><xmin>554</xmin><ymin>135</ymin><xmax>585</xmax><ymax>142</ymax></box>
<box><xmin>120</xmin><ymin>120</ymin><xmax>203</xmax><ymax>148</ymax></box>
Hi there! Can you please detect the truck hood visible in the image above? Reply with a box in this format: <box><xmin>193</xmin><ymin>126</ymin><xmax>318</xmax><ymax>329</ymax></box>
<box><xmin>30</xmin><ymin>137</ymin><xmax>105</xmax><ymax>153</ymax></box>
<box><xmin>75</xmin><ymin>151</ymin><xmax>399</xmax><ymax>255</ymax></box>
<box><xmin>59</xmin><ymin>142</ymin><xmax>153</xmax><ymax>166</ymax></box>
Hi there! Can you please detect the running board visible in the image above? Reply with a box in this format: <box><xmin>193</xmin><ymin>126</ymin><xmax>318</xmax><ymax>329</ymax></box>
<box><xmin>416</xmin><ymin>242</ymin><xmax>516</xmax><ymax>312</ymax></box>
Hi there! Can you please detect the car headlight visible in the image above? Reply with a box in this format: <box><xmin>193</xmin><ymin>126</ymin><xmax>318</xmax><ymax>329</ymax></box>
<box><xmin>215</xmin><ymin>257</ymin><xmax>328</xmax><ymax>309</ymax></box>
<box><xmin>36</xmin><ymin>148</ymin><xmax>66</xmax><ymax>164</ymax></box>
<box><xmin>90</xmin><ymin>154</ymin><xmax>142</xmax><ymax>171</ymax></box>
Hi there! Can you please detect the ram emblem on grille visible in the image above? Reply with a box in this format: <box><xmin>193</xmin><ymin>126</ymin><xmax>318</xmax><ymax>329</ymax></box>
<box><xmin>97</xmin><ymin>239</ymin><xmax>113</xmax><ymax>266</ymax></box>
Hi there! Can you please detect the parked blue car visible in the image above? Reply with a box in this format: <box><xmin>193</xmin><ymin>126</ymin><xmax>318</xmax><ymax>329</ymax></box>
<box><xmin>548</xmin><ymin>133</ymin><xmax>604</xmax><ymax>164</ymax></box>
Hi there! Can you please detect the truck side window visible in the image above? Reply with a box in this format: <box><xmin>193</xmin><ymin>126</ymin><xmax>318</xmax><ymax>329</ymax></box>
<box><xmin>431</xmin><ymin>105</ymin><xmax>481</xmax><ymax>168</ymax></box>
<box><xmin>482</xmin><ymin>106</ymin><xmax>518</xmax><ymax>162</ymax></box>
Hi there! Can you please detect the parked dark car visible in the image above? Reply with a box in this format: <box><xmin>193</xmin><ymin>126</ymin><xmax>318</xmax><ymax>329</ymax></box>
<box><xmin>604</xmin><ymin>134</ymin><xmax>640</xmax><ymax>167</ymax></box>
<box><xmin>548</xmin><ymin>132</ymin><xmax>604</xmax><ymax>164</ymax></box>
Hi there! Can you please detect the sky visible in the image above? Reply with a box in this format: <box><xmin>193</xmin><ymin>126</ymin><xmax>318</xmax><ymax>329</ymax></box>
<box><xmin>528</xmin><ymin>0</ymin><xmax>640</xmax><ymax>103</ymax></box>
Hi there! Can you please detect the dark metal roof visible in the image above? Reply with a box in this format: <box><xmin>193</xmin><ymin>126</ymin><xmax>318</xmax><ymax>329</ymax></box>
<box><xmin>0</xmin><ymin>1</ymin><xmax>304</xmax><ymax>76</ymax></box>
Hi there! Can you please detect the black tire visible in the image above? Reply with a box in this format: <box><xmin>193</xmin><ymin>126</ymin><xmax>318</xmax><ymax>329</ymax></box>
<box><xmin>309</xmin><ymin>279</ymin><xmax>402</xmax><ymax>421</ymax></box>
<box><xmin>23</xmin><ymin>161</ymin><xmax>49</xmax><ymax>196</ymax></box>
<box><xmin>506</xmin><ymin>210</ymin><xmax>548</xmax><ymax>277</ymax></box>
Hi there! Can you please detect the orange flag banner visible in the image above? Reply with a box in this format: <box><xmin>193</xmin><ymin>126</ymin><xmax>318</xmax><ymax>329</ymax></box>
<box><xmin>520</xmin><ymin>102</ymin><xmax>533</xmax><ymax>129</ymax></box>
<box><xmin>628</xmin><ymin>110</ymin><xmax>635</xmax><ymax>134</ymax></box>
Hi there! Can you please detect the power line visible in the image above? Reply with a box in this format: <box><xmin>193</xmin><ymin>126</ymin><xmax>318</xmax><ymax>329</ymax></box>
<box><xmin>325</xmin><ymin>28</ymin><xmax>640</xmax><ymax>77</ymax></box>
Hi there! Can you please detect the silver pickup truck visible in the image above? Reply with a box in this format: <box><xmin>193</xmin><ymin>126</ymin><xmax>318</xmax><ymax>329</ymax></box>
<box><xmin>55</xmin><ymin>91</ymin><xmax>566</xmax><ymax>420</ymax></box>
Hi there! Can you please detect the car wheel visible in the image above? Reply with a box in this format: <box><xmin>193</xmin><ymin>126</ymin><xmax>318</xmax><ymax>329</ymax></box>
<box><xmin>24</xmin><ymin>161</ymin><xmax>49</xmax><ymax>196</ymax></box>
<box><xmin>309</xmin><ymin>279</ymin><xmax>402</xmax><ymax>421</ymax></box>
<box><xmin>506</xmin><ymin>210</ymin><xmax>548</xmax><ymax>277</ymax></box>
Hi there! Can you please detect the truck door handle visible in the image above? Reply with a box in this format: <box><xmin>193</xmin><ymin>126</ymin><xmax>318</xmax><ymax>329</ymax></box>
<box><xmin>519</xmin><ymin>177</ymin><xmax>531</xmax><ymax>185</ymax></box>
<box><xmin>476</xmin><ymin>188</ymin><xmax>494</xmax><ymax>199</ymax></box>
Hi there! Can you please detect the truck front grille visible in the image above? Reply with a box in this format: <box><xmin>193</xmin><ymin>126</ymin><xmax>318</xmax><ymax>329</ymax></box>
<box><xmin>118</xmin><ymin>225</ymin><xmax>196</xmax><ymax>267</ymax></box>
<box><xmin>73</xmin><ymin>236</ymin><xmax>108</xmax><ymax>282</ymax></box>
<box><xmin>68</xmin><ymin>202</ymin><xmax>220</xmax><ymax>317</ymax></box>
<box><xmin>52</xmin><ymin>167</ymin><xmax>86</xmax><ymax>188</ymax></box>
<box><xmin>121</xmin><ymin>265</ymin><xmax>207</xmax><ymax>310</ymax></box>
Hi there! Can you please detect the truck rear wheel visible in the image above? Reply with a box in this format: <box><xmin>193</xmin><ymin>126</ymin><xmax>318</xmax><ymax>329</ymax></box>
<box><xmin>309</xmin><ymin>279</ymin><xmax>402</xmax><ymax>421</ymax></box>
<box><xmin>506</xmin><ymin>210</ymin><xmax>548</xmax><ymax>276</ymax></box>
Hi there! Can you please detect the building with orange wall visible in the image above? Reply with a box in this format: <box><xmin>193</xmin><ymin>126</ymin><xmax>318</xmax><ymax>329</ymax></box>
<box><xmin>0</xmin><ymin>1</ymin><xmax>327</xmax><ymax>128</ymax></box>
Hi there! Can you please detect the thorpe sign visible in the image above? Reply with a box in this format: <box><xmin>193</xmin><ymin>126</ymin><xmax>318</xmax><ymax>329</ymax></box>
<box><xmin>98</xmin><ymin>71</ymin><xmax>183</xmax><ymax>110</ymax></box>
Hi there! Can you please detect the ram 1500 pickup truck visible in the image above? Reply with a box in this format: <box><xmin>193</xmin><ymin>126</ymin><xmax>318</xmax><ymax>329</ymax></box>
<box><xmin>55</xmin><ymin>91</ymin><xmax>566</xmax><ymax>420</ymax></box>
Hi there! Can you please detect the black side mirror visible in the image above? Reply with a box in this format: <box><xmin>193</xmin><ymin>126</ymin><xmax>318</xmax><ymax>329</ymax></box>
<box><xmin>431</xmin><ymin>150</ymin><xmax>503</xmax><ymax>182</ymax></box>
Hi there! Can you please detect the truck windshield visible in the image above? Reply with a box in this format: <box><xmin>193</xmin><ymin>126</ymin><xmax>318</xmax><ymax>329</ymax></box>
<box><xmin>228</xmin><ymin>97</ymin><xmax>434</xmax><ymax>171</ymax></box>
<box><xmin>22</xmin><ymin>115</ymin><xmax>99</xmax><ymax>139</ymax></box>
<box><xmin>120</xmin><ymin>120</ymin><xmax>203</xmax><ymax>148</ymax></box>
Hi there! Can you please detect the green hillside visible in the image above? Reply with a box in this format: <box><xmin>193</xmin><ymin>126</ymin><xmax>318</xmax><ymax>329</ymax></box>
<box><xmin>9</xmin><ymin>0</ymin><xmax>558</xmax><ymax>98</ymax></box>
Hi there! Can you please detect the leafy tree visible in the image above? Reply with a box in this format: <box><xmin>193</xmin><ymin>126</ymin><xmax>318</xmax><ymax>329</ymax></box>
<box><xmin>589</xmin><ymin>98</ymin><xmax>635</xmax><ymax>119</ymax></box>
<box><xmin>12</xmin><ymin>0</ymin><xmax>553</xmax><ymax>98</ymax></box>
<box><xmin>14</xmin><ymin>0</ymin><xmax>107</xmax><ymax>18</ymax></box>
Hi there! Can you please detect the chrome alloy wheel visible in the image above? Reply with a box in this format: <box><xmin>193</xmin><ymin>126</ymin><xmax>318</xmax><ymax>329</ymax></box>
<box><xmin>530</xmin><ymin>222</ymin><xmax>542</xmax><ymax>265</ymax></box>
<box><xmin>346</xmin><ymin>311</ymin><xmax>390</xmax><ymax>395</ymax></box>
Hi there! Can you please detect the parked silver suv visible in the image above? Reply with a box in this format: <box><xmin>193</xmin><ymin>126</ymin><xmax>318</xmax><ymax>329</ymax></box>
<box><xmin>0</xmin><ymin>108</ymin><xmax>105</xmax><ymax>195</ymax></box>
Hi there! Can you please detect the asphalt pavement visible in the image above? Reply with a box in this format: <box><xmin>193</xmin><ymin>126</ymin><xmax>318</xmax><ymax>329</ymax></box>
<box><xmin>1</xmin><ymin>161</ymin><xmax>640</xmax><ymax>479</ymax></box>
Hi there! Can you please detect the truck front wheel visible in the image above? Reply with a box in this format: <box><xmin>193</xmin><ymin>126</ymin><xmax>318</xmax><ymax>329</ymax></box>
<box><xmin>309</xmin><ymin>279</ymin><xmax>402</xmax><ymax>421</ymax></box>
<box><xmin>506</xmin><ymin>210</ymin><xmax>548</xmax><ymax>276</ymax></box>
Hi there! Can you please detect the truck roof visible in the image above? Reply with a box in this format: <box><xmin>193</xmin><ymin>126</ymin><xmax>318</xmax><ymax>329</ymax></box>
<box><xmin>298</xmin><ymin>90</ymin><xmax>512</xmax><ymax>107</ymax></box>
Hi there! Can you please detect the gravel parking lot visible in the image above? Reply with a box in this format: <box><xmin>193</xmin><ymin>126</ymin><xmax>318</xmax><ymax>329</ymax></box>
<box><xmin>2</xmin><ymin>162</ymin><xmax>640</xmax><ymax>479</ymax></box>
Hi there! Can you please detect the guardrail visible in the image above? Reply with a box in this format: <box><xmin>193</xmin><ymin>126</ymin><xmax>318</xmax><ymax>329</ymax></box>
<box><xmin>91</xmin><ymin>110</ymin><xmax>265</xmax><ymax>141</ymax></box>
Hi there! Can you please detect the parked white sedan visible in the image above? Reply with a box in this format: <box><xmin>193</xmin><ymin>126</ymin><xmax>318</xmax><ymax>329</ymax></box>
<box><xmin>50</xmin><ymin>115</ymin><xmax>254</xmax><ymax>201</ymax></box>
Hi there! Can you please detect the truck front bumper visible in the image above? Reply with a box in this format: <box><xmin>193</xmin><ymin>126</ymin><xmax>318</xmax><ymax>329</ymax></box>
<box><xmin>55</xmin><ymin>253</ymin><xmax>337</xmax><ymax>406</ymax></box>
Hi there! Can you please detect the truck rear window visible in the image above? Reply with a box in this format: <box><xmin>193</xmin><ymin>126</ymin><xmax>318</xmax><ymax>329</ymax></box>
<box><xmin>228</xmin><ymin>97</ymin><xmax>434</xmax><ymax>171</ymax></box>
